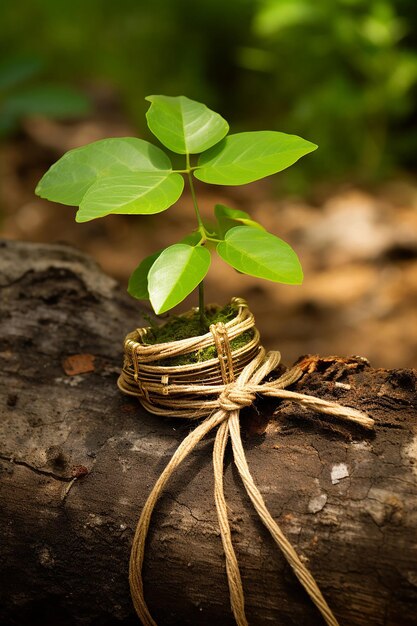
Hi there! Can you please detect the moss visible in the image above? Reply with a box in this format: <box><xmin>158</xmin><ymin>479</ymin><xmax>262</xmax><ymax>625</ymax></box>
<box><xmin>142</xmin><ymin>303</ymin><xmax>253</xmax><ymax>366</ymax></box>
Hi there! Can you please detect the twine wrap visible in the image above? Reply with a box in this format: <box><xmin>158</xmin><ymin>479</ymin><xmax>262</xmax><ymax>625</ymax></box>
<box><xmin>118</xmin><ymin>298</ymin><xmax>374</xmax><ymax>626</ymax></box>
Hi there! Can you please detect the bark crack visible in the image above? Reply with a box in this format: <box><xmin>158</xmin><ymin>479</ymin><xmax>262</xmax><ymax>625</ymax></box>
<box><xmin>0</xmin><ymin>453</ymin><xmax>74</xmax><ymax>482</ymax></box>
<box><xmin>0</xmin><ymin>270</ymin><xmax>33</xmax><ymax>290</ymax></box>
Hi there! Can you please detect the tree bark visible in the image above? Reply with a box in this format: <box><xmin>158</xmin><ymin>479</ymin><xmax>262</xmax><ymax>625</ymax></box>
<box><xmin>1</xmin><ymin>238</ymin><xmax>416</xmax><ymax>626</ymax></box>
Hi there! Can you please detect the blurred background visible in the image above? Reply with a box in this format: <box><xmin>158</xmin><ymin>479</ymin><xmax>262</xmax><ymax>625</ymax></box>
<box><xmin>1</xmin><ymin>0</ymin><xmax>416</xmax><ymax>368</ymax></box>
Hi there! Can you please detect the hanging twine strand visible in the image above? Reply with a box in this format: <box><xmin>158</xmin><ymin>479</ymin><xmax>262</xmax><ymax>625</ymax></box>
<box><xmin>119</xmin><ymin>298</ymin><xmax>374</xmax><ymax>626</ymax></box>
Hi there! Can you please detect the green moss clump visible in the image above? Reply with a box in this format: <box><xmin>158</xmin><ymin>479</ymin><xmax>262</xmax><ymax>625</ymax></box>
<box><xmin>142</xmin><ymin>303</ymin><xmax>253</xmax><ymax>366</ymax></box>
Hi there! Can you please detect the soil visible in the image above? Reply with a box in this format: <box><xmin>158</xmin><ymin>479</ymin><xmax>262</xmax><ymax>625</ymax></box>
<box><xmin>1</xmin><ymin>114</ymin><xmax>416</xmax><ymax>369</ymax></box>
<box><xmin>141</xmin><ymin>302</ymin><xmax>254</xmax><ymax>365</ymax></box>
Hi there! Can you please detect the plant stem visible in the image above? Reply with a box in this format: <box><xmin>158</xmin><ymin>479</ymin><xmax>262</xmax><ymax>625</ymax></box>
<box><xmin>186</xmin><ymin>153</ymin><xmax>205</xmax><ymax>236</ymax></box>
<box><xmin>185</xmin><ymin>154</ymin><xmax>208</xmax><ymax>329</ymax></box>
<box><xmin>198</xmin><ymin>280</ymin><xmax>207</xmax><ymax>330</ymax></box>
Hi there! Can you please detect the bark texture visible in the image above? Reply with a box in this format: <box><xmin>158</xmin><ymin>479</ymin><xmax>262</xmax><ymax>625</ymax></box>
<box><xmin>1</xmin><ymin>239</ymin><xmax>417</xmax><ymax>626</ymax></box>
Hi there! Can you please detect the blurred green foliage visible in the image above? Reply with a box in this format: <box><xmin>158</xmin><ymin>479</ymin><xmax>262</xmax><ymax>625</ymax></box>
<box><xmin>241</xmin><ymin>0</ymin><xmax>417</xmax><ymax>185</ymax></box>
<box><xmin>0</xmin><ymin>0</ymin><xmax>416</xmax><ymax>186</ymax></box>
<box><xmin>0</xmin><ymin>57</ymin><xmax>91</xmax><ymax>137</ymax></box>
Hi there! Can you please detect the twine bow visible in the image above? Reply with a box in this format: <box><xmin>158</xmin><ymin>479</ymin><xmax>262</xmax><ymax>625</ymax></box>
<box><xmin>126</xmin><ymin>317</ymin><xmax>374</xmax><ymax>626</ymax></box>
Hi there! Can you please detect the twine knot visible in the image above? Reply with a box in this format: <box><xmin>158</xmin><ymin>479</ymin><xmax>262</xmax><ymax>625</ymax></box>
<box><xmin>219</xmin><ymin>383</ymin><xmax>257</xmax><ymax>412</ymax></box>
<box><xmin>124</xmin><ymin>302</ymin><xmax>374</xmax><ymax>626</ymax></box>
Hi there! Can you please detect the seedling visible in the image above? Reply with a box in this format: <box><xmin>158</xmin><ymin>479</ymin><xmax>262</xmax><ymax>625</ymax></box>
<box><xmin>36</xmin><ymin>95</ymin><xmax>317</xmax><ymax>328</ymax></box>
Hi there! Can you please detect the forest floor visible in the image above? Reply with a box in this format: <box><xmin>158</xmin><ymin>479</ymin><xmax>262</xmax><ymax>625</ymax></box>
<box><xmin>1</xmin><ymin>114</ymin><xmax>416</xmax><ymax>369</ymax></box>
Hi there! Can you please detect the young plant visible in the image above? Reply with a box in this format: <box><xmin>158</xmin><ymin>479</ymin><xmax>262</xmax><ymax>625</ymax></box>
<box><xmin>35</xmin><ymin>95</ymin><xmax>317</xmax><ymax>327</ymax></box>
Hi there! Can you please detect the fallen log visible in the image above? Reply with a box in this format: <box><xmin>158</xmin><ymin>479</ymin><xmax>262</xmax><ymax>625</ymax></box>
<box><xmin>0</xmin><ymin>239</ymin><xmax>416</xmax><ymax>626</ymax></box>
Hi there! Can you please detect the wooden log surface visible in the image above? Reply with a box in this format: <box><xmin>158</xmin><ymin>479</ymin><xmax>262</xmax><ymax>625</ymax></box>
<box><xmin>1</xmin><ymin>238</ymin><xmax>417</xmax><ymax>626</ymax></box>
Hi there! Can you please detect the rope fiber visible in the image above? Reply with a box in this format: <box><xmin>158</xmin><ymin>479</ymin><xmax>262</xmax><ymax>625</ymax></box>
<box><xmin>119</xmin><ymin>298</ymin><xmax>374</xmax><ymax>626</ymax></box>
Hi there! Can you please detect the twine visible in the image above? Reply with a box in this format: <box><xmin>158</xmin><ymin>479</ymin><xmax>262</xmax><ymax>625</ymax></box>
<box><xmin>118</xmin><ymin>298</ymin><xmax>374</xmax><ymax>626</ymax></box>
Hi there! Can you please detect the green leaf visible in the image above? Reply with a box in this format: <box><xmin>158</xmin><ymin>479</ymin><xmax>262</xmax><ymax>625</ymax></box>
<box><xmin>127</xmin><ymin>231</ymin><xmax>202</xmax><ymax>301</ymax></box>
<box><xmin>35</xmin><ymin>137</ymin><xmax>173</xmax><ymax>206</ymax></box>
<box><xmin>145</xmin><ymin>94</ymin><xmax>229</xmax><ymax>154</ymax></box>
<box><xmin>214</xmin><ymin>204</ymin><xmax>265</xmax><ymax>236</ymax></box>
<box><xmin>128</xmin><ymin>250</ymin><xmax>162</xmax><ymax>300</ymax></box>
<box><xmin>217</xmin><ymin>226</ymin><xmax>303</xmax><ymax>284</ymax></box>
<box><xmin>76</xmin><ymin>172</ymin><xmax>184</xmax><ymax>222</ymax></box>
<box><xmin>195</xmin><ymin>131</ymin><xmax>317</xmax><ymax>185</ymax></box>
<box><xmin>179</xmin><ymin>231</ymin><xmax>203</xmax><ymax>246</ymax></box>
<box><xmin>148</xmin><ymin>244</ymin><xmax>211</xmax><ymax>314</ymax></box>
